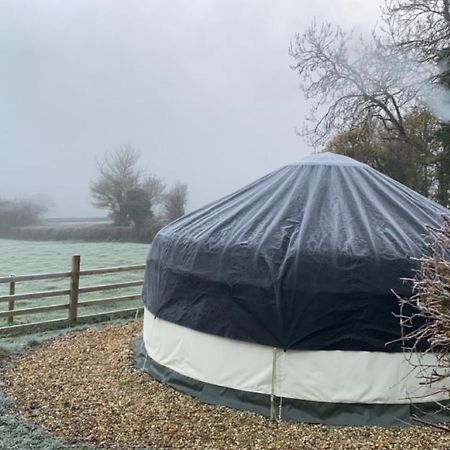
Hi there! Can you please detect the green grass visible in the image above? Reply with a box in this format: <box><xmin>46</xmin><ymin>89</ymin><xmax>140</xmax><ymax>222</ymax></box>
<box><xmin>0</xmin><ymin>239</ymin><xmax>150</xmax><ymax>329</ymax></box>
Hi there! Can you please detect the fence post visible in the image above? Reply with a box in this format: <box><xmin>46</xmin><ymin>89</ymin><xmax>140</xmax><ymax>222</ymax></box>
<box><xmin>69</xmin><ymin>255</ymin><xmax>80</xmax><ymax>325</ymax></box>
<box><xmin>8</xmin><ymin>275</ymin><xmax>15</xmax><ymax>324</ymax></box>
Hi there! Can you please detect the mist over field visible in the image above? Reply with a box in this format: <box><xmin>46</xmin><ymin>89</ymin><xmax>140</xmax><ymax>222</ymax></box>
<box><xmin>0</xmin><ymin>0</ymin><xmax>382</xmax><ymax>218</ymax></box>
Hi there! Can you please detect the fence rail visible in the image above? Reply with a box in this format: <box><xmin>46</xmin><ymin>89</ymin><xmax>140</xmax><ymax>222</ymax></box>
<box><xmin>0</xmin><ymin>255</ymin><xmax>145</xmax><ymax>335</ymax></box>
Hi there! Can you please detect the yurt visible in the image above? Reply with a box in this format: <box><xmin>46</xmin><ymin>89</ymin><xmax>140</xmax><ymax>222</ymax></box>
<box><xmin>138</xmin><ymin>152</ymin><xmax>450</xmax><ymax>426</ymax></box>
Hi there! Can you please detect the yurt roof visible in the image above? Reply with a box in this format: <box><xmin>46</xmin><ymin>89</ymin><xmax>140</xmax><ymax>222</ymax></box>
<box><xmin>143</xmin><ymin>152</ymin><xmax>449</xmax><ymax>351</ymax></box>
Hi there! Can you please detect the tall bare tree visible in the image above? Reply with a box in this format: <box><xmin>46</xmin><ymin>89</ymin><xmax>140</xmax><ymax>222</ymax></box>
<box><xmin>290</xmin><ymin>0</ymin><xmax>450</xmax><ymax>145</ymax></box>
<box><xmin>383</xmin><ymin>0</ymin><xmax>450</xmax><ymax>205</ymax></box>
<box><xmin>383</xmin><ymin>0</ymin><xmax>450</xmax><ymax>66</ymax></box>
<box><xmin>142</xmin><ymin>175</ymin><xmax>166</xmax><ymax>209</ymax></box>
<box><xmin>290</xmin><ymin>1</ymin><xmax>450</xmax><ymax>204</ymax></box>
<box><xmin>163</xmin><ymin>182</ymin><xmax>188</xmax><ymax>223</ymax></box>
<box><xmin>90</xmin><ymin>146</ymin><xmax>142</xmax><ymax>226</ymax></box>
<box><xmin>289</xmin><ymin>23</ymin><xmax>420</xmax><ymax>148</ymax></box>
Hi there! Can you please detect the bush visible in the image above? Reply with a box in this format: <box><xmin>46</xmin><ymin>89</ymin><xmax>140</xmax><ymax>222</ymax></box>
<box><xmin>397</xmin><ymin>215</ymin><xmax>450</xmax><ymax>390</ymax></box>
<box><xmin>0</xmin><ymin>198</ymin><xmax>48</xmax><ymax>231</ymax></box>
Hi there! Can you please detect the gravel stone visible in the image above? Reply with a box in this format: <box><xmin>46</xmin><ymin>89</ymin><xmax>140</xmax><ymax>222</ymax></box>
<box><xmin>2</xmin><ymin>322</ymin><xmax>450</xmax><ymax>449</ymax></box>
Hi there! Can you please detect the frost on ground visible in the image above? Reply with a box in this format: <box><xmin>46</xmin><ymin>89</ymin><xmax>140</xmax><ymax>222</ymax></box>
<box><xmin>0</xmin><ymin>238</ymin><xmax>148</xmax><ymax>328</ymax></box>
<box><xmin>0</xmin><ymin>392</ymin><xmax>77</xmax><ymax>450</ymax></box>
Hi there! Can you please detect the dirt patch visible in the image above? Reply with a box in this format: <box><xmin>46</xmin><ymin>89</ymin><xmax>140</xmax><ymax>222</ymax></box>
<box><xmin>3</xmin><ymin>322</ymin><xmax>450</xmax><ymax>449</ymax></box>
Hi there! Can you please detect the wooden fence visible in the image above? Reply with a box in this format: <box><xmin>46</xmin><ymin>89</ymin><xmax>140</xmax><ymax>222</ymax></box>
<box><xmin>0</xmin><ymin>255</ymin><xmax>145</xmax><ymax>335</ymax></box>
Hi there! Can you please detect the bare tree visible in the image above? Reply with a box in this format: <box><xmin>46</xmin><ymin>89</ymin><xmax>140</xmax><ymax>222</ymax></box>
<box><xmin>142</xmin><ymin>175</ymin><xmax>165</xmax><ymax>210</ymax></box>
<box><xmin>383</xmin><ymin>0</ymin><xmax>450</xmax><ymax>122</ymax></box>
<box><xmin>90</xmin><ymin>145</ymin><xmax>141</xmax><ymax>226</ymax></box>
<box><xmin>383</xmin><ymin>0</ymin><xmax>450</xmax><ymax>66</ymax></box>
<box><xmin>163</xmin><ymin>182</ymin><xmax>188</xmax><ymax>223</ymax></box>
<box><xmin>289</xmin><ymin>23</ymin><xmax>420</xmax><ymax>148</ymax></box>
<box><xmin>289</xmin><ymin>0</ymin><xmax>450</xmax><ymax>148</ymax></box>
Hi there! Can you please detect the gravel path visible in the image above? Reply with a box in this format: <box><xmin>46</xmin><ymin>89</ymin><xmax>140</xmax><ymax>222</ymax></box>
<box><xmin>2</xmin><ymin>322</ymin><xmax>450</xmax><ymax>450</ymax></box>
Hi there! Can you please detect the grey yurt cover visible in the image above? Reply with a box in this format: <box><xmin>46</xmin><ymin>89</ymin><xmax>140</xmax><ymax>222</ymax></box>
<box><xmin>142</xmin><ymin>152</ymin><xmax>449</xmax><ymax>352</ymax></box>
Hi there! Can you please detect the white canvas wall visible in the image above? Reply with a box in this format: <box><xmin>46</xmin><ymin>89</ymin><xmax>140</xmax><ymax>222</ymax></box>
<box><xmin>143</xmin><ymin>308</ymin><xmax>448</xmax><ymax>404</ymax></box>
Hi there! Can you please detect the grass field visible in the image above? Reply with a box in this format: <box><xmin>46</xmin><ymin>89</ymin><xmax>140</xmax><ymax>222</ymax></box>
<box><xmin>0</xmin><ymin>239</ymin><xmax>150</xmax><ymax>328</ymax></box>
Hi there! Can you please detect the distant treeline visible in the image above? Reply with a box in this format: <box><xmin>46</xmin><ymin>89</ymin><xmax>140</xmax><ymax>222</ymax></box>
<box><xmin>0</xmin><ymin>223</ymin><xmax>160</xmax><ymax>243</ymax></box>
<box><xmin>0</xmin><ymin>195</ymin><xmax>163</xmax><ymax>243</ymax></box>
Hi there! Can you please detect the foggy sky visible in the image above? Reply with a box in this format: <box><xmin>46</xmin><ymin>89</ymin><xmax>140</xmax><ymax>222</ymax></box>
<box><xmin>0</xmin><ymin>0</ymin><xmax>382</xmax><ymax>217</ymax></box>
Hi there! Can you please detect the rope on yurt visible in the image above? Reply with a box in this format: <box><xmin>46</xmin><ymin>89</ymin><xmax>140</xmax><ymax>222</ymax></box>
<box><xmin>277</xmin><ymin>349</ymin><xmax>285</xmax><ymax>421</ymax></box>
<box><xmin>270</xmin><ymin>347</ymin><xmax>278</xmax><ymax>420</ymax></box>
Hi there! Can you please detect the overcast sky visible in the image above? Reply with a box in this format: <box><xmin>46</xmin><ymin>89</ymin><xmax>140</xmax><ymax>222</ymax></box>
<box><xmin>0</xmin><ymin>0</ymin><xmax>382</xmax><ymax>217</ymax></box>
